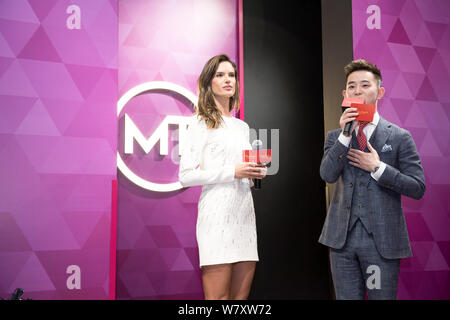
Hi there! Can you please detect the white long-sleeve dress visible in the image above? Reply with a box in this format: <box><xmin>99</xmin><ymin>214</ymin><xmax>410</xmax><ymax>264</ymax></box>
<box><xmin>178</xmin><ymin>115</ymin><xmax>258</xmax><ymax>267</ymax></box>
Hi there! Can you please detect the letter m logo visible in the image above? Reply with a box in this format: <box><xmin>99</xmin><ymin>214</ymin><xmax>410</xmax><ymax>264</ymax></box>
<box><xmin>124</xmin><ymin>114</ymin><xmax>190</xmax><ymax>156</ymax></box>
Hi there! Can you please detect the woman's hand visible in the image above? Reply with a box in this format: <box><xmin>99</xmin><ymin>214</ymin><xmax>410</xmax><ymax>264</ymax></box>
<box><xmin>235</xmin><ymin>163</ymin><xmax>267</xmax><ymax>179</ymax></box>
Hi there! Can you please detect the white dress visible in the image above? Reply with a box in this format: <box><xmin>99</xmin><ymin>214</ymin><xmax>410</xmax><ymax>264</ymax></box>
<box><xmin>178</xmin><ymin>115</ymin><xmax>258</xmax><ymax>267</ymax></box>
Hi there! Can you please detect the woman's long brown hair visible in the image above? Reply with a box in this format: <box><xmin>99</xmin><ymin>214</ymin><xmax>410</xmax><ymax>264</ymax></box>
<box><xmin>196</xmin><ymin>54</ymin><xmax>240</xmax><ymax>129</ymax></box>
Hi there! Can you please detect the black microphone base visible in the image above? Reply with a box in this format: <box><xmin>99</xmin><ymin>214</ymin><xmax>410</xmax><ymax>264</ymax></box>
<box><xmin>343</xmin><ymin>121</ymin><xmax>353</xmax><ymax>137</ymax></box>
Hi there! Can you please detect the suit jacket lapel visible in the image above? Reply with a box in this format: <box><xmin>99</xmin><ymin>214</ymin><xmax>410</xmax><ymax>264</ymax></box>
<box><xmin>347</xmin><ymin>118</ymin><xmax>392</xmax><ymax>182</ymax></box>
<box><xmin>371</xmin><ymin>117</ymin><xmax>392</xmax><ymax>154</ymax></box>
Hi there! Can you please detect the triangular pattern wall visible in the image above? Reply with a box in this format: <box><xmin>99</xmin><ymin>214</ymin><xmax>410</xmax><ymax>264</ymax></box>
<box><xmin>353</xmin><ymin>0</ymin><xmax>450</xmax><ymax>299</ymax></box>
<box><xmin>2</xmin><ymin>0</ymin><xmax>448</xmax><ymax>300</ymax></box>
<box><xmin>0</xmin><ymin>0</ymin><xmax>117</xmax><ymax>299</ymax></box>
<box><xmin>115</xmin><ymin>0</ymin><xmax>238</xmax><ymax>300</ymax></box>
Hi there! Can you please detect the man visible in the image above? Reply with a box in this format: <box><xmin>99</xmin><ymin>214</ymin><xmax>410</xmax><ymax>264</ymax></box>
<box><xmin>319</xmin><ymin>59</ymin><xmax>425</xmax><ymax>299</ymax></box>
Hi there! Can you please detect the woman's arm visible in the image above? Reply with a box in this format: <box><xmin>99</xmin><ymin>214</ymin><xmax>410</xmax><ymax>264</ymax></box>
<box><xmin>178</xmin><ymin>117</ymin><xmax>235</xmax><ymax>187</ymax></box>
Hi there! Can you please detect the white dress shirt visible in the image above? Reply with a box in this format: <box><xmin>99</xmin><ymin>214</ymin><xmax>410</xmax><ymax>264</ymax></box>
<box><xmin>337</xmin><ymin>112</ymin><xmax>386</xmax><ymax>181</ymax></box>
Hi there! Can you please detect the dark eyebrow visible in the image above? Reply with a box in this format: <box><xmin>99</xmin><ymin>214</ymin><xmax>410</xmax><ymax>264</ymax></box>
<box><xmin>347</xmin><ymin>80</ymin><xmax>370</xmax><ymax>85</ymax></box>
<box><xmin>216</xmin><ymin>71</ymin><xmax>235</xmax><ymax>76</ymax></box>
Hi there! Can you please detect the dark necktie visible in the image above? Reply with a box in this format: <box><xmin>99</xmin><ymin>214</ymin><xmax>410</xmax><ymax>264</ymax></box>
<box><xmin>357</xmin><ymin>121</ymin><xmax>369</xmax><ymax>151</ymax></box>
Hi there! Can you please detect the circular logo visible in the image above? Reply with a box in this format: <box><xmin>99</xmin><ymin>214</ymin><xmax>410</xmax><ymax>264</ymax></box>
<box><xmin>117</xmin><ymin>81</ymin><xmax>197</xmax><ymax>192</ymax></box>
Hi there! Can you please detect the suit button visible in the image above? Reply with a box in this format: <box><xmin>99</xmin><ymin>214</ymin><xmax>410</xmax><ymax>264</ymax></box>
<box><xmin>358</xmin><ymin>204</ymin><xmax>362</xmax><ymax>208</ymax></box>
<box><xmin>347</xmin><ymin>205</ymin><xmax>350</xmax><ymax>209</ymax></box>
<box><xmin>349</xmin><ymin>183</ymin><xmax>353</xmax><ymax>188</ymax></box>
<box><xmin>359</xmin><ymin>173</ymin><xmax>363</xmax><ymax>177</ymax></box>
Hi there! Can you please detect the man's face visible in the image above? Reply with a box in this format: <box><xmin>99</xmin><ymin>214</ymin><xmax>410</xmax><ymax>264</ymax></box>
<box><xmin>343</xmin><ymin>70</ymin><xmax>385</xmax><ymax>105</ymax></box>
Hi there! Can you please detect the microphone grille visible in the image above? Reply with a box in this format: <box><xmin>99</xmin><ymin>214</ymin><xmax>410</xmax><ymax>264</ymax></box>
<box><xmin>251</xmin><ymin>140</ymin><xmax>263</xmax><ymax>149</ymax></box>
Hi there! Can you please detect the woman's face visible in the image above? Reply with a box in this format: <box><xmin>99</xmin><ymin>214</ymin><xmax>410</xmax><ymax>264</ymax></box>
<box><xmin>211</xmin><ymin>61</ymin><xmax>236</xmax><ymax>99</ymax></box>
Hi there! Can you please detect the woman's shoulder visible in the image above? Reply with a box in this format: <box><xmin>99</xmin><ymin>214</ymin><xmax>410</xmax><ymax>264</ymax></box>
<box><xmin>187</xmin><ymin>114</ymin><xmax>207</xmax><ymax>128</ymax></box>
<box><xmin>229</xmin><ymin>116</ymin><xmax>249</xmax><ymax>129</ymax></box>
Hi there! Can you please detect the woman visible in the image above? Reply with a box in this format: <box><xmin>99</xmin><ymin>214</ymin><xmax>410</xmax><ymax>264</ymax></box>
<box><xmin>179</xmin><ymin>54</ymin><xmax>267</xmax><ymax>300</ymax></box>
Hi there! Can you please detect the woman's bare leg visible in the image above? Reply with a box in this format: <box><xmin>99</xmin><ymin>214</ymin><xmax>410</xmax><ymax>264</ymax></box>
<box><xmin>230</xmin><ymin>261</ymin><xmax>256</xmax><ymax>300</ymax></box>
<box><xmin>201</xmin><ymin>263</ymin><xmax>232</xmax><ymax>300</ymax></box>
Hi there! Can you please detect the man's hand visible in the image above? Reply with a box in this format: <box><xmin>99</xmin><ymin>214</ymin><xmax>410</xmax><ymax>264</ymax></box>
<box><xmin>346</xmin><ymin>141</ymin><xmax>381</xmax><ymax>172</ymax></box>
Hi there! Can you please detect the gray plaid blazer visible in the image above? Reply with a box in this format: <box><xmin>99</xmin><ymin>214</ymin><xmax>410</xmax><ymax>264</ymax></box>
<box><xmin>319</xmin><ymin>117</ymin><xmax>425</xmax><ymax>259</ymax></box>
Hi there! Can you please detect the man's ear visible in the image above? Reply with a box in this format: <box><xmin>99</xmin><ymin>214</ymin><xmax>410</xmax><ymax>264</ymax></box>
<box><xmin>342</xmin><ymin>89</ymin><xmax>347</xmax><ymax>98</ymax></box>
<box><xmin>377</xmin><ymin>87</ymin><xmax>385</xmax><ymax>100</ymax></box>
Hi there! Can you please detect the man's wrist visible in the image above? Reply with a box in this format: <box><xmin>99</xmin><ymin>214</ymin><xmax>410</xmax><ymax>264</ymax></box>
<box><xmin>338</xmin><ymin>133</ymin><xmax>351</xmax><ymax>147</ymax></box>
<box><xmin>371</xmin><ymin>161</ymin><xmax>386</xmax><ymax>181</ymax></box>
<box><xmin>372</xmin><ymin>161</ymin><xmax>381</xmax><ymax>173</ymax></box>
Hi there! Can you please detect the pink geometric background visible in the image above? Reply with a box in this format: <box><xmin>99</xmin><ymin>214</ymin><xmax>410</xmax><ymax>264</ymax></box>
<box><xmin>353</xmin><ymin>0</ymin><xmax>450</xmax><ymax>299</ymax></box>
<box><xmin>116</xmin><ymin>0</ymin><xmax>238</xmax><ymax>299</ymax></box>
<box><xmin>0</xmin><ymin>0</ymin><xmax>117</xmax><ymax>299</ymax></box>
<box><xmin>2</xmin><ymin>0</ymin><xmax>447</xmax><ymax>300</ymax></box>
